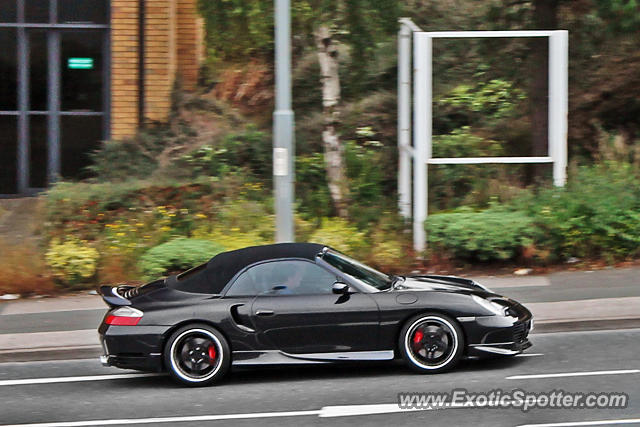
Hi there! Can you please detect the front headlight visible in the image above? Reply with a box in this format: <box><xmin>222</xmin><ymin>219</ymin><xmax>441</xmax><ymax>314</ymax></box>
<box><xmin>471</xmin><ymin>294</ymin><xmax>507</xmax><ymax>316</ymax></box>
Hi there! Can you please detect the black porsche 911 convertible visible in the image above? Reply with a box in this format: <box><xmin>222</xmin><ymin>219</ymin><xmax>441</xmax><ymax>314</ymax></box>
<box><xmin>98</xmin><ymin>243</ymin><xmax>533</xmax><ymax>386</ymax></box>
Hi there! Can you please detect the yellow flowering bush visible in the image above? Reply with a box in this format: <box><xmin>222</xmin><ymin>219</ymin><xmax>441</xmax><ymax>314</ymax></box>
<box><xmin>309</xmin><ymin>217</ymin><xmax>367</xmax><ymax>257</ymax></box>
<box><xmin>193</xmin><ymin>228</ymin><xmax>269</xmax><ymax>251</ymax></box>
<box><xmin>45</xmin><ymin>238</ymin><xmax>99</xmax><ymax>285</ymax></box>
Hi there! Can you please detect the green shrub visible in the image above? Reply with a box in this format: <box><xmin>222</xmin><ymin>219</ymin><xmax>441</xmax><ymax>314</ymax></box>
<box><xmin>178</xmin><ymin>126</ymin><xmax>271</xmax><ymax>180</ymax></box>
<box><xmin>45</xmin><ymin>238</ymin><xmax>100</xmax><ymax>285</ymax></box>
<box><xmin>514</xmin><ymin>162</ymin><xmax>640</xmax><ymax>260</ymax></box>
<box><xmin>138</xmin><ymin>238</ymin><xmax>225</xmax><ymax>278</ymax></box>
<box><xmin>87</xmin><ymin>127</ymin><xmax>170</xmax><ymax>181</ymax></box>
<box><xmin>426</xmin><ymin>207</ymin><xmax>535</xmax><ymax>261</ymax></box>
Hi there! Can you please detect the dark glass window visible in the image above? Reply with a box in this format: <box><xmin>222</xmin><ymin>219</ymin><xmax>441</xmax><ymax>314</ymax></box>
<box><xmin>0</xmin><ymin>29</ymin><xmax>17</xmax><ymax>110</ymax></box>
<box><xmin>59</xmin><ymin>0</ymin><xmax>107</xmax><ymax>24</ymax></box>
<box><xmin>226</xmin><ymin>260</ymin><xmax>337</xmax><ymax>297</ymax></box>
<box><xmin>61</xmin><ymin>31</ymin><xmax>103</xmax><ymax>111</ymax></box>
<box><xmin>29</xmin><ymin>31</ymin><xmax>48</xmax><ymax>111</ymax></box>
<box><xmin>61</xmin><ymin>115</ymin><xmax>102</xmax><ymax>179</ymax></box>
<box><xmin>0</xmin><ymin>0</ymin><xmax>17</xmax><ymax>23</ymax></box>
<box><xmin>29</xmin><ymin>115</ymin><xmax>47</xmax><ymax>188</ymax></box>
<box><xmin>26</xmin><ymin>0</ymin><xmax>50</xmax><ymax>23</ymax></box>
<box><xmin>0</xmin><ymin>116</ymin><xmax>17</xmax><ymax>193</ymax></box>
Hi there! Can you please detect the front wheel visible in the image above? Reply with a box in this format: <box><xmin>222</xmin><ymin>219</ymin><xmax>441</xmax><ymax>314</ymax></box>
<box><xmin>164</xmin><ymin>324</ymin><xmax>230</xmax><ymax>386</ymax></box>
<box><xmin>398</xmin><ymin>313</ymin><xmax>464</xmax><ymax>374</ymax></box>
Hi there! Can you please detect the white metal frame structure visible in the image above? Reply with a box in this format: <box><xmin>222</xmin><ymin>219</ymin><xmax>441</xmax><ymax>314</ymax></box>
<box><xmin>399</xmin><ymin>25</ymin><xmax>568</xmax><ymax>252</ymax></box>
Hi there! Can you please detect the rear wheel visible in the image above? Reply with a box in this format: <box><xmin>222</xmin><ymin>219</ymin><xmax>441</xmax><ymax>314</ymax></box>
<box><xmin>164</xmin><ymin>324</ymin><xmax>230</xmax><ymax>386</ymax></box>
<box><xmin>399</xmin><ymin>313</ymin><xmax>464</xmax><ymax>374</ymax></box>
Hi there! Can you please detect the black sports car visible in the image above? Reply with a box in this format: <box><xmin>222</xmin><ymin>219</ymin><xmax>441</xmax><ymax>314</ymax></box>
<box><xmin>98</xmin><ymin>243</ymin><xmax>533</xmax><ymax>386</ymax></box>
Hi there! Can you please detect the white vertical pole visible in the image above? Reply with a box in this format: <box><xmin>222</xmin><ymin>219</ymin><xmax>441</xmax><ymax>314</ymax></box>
<box><xmin>549</xmin><ymin>30</ymin><xmax>568</xmax><ymax>187</ymax></box>
<box><xmin>413</xmin><ymin>33</ymin><xmax>431</xmax><ymax>253</ymax></box>
<box><xmin>398</xmin><ymin>23</ymin><xmax>412</xmax><ymax>218</ymax></box>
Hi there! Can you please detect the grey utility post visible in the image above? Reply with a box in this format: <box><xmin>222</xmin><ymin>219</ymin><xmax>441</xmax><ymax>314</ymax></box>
<box><xmin>273</xmin><ymin>0</ymin><xmax>295</xmax><ymax>242</ymax></box>
<box><xmin>397</xmin><ymin>18</ymin><xmax>423</xmax><ymax>220</ymax></box>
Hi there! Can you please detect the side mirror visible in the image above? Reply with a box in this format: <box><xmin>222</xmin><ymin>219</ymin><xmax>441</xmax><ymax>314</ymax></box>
<box><xmin>332</xmin><ymin>282</ymin><xmax>349</xmax><ymax>294</ymax></box>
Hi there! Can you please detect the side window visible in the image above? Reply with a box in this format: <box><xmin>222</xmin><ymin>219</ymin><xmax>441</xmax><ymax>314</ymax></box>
<box><xmin>226</xmin><ymin>260</ymin><xmax>337</xmax><ymax>297</ymax></box>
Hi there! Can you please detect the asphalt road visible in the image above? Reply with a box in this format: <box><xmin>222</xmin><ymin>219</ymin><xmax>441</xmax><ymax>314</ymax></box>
<box><xmin>0</xmin><ymin>328</ymin><xmax>638</xmax><ymax>427</ymax></box>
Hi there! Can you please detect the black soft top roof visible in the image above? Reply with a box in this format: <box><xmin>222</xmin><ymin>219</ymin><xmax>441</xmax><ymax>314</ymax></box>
<box><xmin>167</xmin><ymin>243</ymin><xmax>326</xmax><ymax>294</ymax></box>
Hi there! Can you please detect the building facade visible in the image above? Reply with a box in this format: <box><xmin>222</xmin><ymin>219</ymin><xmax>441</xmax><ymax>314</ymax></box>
<box><xmin>0</xmin><ymin>0</ymin><xmax>203</xmax><ymax>195</ymax></box>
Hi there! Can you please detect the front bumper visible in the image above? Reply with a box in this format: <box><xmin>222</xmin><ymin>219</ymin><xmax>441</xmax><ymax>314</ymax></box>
<box><xmin>459</xmin><ymin>303</ymin><xmax>533</xmax><ymax>358</ymax></box>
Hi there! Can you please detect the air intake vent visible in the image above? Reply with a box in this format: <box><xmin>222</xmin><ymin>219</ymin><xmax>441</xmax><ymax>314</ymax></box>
<box><xmin>117</xmin><ymin>286</ymin><xmax>139</xmax><ymax>299</ymax></box>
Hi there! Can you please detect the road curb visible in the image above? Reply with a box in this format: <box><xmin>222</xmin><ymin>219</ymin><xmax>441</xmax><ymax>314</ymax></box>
<box><xmin>0</xmin><ymin>345</ymin><xmax>102</xmax><ymax>363</ymax></box>
<box><xmin>532</xmin><ymin>317</ymin><xmax>640</xmax><ymax>334</ymax></box>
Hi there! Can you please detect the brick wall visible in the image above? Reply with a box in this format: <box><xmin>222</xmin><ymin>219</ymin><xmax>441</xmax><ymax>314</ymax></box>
<box><xmin>143</xmin><ymin>0</ymin><xmax>177</xmax><ymax>123</ymax></box>
<box><xmin>110</xmin><ymin>0</ymin><xmax>140</xmax><ymax>140</ymax></box>
<box><xmin>110</xmin><ymin>0</ymin><xmax>204</xmax><ymax>138</ymax></box>
<box><xmin>176</xmin><ymin>0</ymin><xmax>201</xmax><ymax>90</ymax></box>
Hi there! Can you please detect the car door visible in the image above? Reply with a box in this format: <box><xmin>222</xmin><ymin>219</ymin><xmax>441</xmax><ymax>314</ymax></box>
<box><xmin>237</xmin><ymin>259</ymin><xmax>380</xmax><ymax>355</ymax></box>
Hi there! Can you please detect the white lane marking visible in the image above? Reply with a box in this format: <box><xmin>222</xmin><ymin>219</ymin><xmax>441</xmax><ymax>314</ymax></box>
<box><xmin>0</xmin><ymin>403</ymin><xmax>458</xmax><ymax>426</ymax></box>
<box><xmin>507</xmin><ymin>369</ymin><xmax>639</xmax><ymax>380</ymax></box>
<box><xmin>0</xmin><ymin>410</ymin><xmax>321</xmax><ymax>427</ymax></box>
<box><xmin>518</xmin><ymin>418</ymin><xmax>640</xmax><ymax>427</ymax></box>
<box><xmin>0</xmin><ymin>373</ymin><xmax>161</xmax><ymax>386</ymax></box>
<box><xmin>514</xmin><ymin>353</ymin><xmax>544</xmax><ymax>358</ymax></box>
<box><xmin>319</xmin><ymin>403</ymin><xmax>425</xmax><ymax>417</ymax></box>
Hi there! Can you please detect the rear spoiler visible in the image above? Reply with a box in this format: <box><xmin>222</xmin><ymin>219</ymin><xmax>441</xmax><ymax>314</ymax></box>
<box><xmin>98</xmin><ymin>284</ymin><xmax>133</xmax><ymax>307</ymax></box>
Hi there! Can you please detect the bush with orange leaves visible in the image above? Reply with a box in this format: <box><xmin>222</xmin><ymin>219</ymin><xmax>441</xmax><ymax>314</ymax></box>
<box><xmin>0</xmin><ymin>240</ymin><xmax>56</xmax><ymax>296</ymax></box>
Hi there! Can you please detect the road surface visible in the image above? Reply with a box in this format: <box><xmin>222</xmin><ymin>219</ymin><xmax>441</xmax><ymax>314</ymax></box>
<box><xmin>0</xmin><ymin>328</ymin><xmax>638</xmax><ymax>427</ymax></box>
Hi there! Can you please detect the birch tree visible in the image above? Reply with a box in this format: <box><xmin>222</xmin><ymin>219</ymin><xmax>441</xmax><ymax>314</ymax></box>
<box><xmin>314</xmin><ymin>24</ymin><xmax>349</xmax><ymax>217</ymax></box>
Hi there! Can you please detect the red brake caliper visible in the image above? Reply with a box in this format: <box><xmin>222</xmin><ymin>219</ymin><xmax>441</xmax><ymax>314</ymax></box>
<box><xmin>413</xmin><ymin>330</ymin><xmax>424</xmax><ymax>344</ymax></box>
<box><xmin>208</xmin><ymin>345</ymin><xmax>217</xmax><ymax>361</ymax></box>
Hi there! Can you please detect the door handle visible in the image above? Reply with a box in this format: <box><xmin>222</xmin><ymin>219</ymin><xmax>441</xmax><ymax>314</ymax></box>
<box><xmin>255</xmin><ymin>309</ymin><xmax>275</xmax><ymax>316</ymax></box>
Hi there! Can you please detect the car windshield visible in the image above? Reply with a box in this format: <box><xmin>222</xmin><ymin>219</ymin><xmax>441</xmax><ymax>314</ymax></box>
<box><xmin>321</xmin><ymin>250</ymin><xmax>392</xmax><ymax>291</ymax></box>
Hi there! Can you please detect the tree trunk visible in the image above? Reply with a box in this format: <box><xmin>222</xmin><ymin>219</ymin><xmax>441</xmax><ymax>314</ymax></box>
<box><xmin>314</xmin><ymin>25</ymin><xmax>349</xmax><ymax>218</ymax></box>
<box><xmin>529</xmin><ymin>0</ymin><xmax>559</xmax><ymax>181</ymax></box>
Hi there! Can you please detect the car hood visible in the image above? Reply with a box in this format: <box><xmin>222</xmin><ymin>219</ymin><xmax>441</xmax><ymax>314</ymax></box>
<box><xmin>393</xmin><ymin>275</ymin><xmax>491</xmax><ymax>296</ymax></box>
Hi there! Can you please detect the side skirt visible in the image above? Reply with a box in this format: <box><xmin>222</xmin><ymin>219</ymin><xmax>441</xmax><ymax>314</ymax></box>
<box><xmin>232</xmin><ymin>350</ymin><xmax>395</xmax><ymax>366</ymax></box>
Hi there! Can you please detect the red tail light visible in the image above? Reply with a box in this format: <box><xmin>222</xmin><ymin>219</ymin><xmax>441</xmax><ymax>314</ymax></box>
<box><xmin>105</xmin><ymin>307</ymin><xmax>143</xmax><ymax>326</ymax></box>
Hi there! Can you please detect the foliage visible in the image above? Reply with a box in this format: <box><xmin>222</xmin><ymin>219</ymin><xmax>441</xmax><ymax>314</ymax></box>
<box><xmin>426</xmin><ymin>206</ymin><xmax>536</xmax><ymax>262</ymax></box>
<box><xmin>427</xmin><ymin>163</ymin><xmax>640</xmax><ymax>263</ymax></box>
<box><xmin>513</xmin><ymin>162</ymin><xmax>640</xmax><ymax>260</ymax></box>
<box><xmin>138</xmin><ymin>238</ymin><xmax>225</xmax><ymax>278</ymax></box>
<box><xmin>594</xmin><ymin>0</ymin><xmax>640</xmax><ymax>33</ymax></box>
<box><xmin>0</xmin><ymin>240</ymin><xmax>55</xmax><ymax>295</ymax></box>
<box><xmin>309</xmin><ymin>217</ymin><xmax>367</xmax><ymax>257</ymax></box>
<box><xmin>198</xmin><ymin>0</ymin><xmax>399</xmax><ymax>96</ymax></box>
<box><xmin>344</xmin><ymin>136</ymin><xmax>387</xmax><ymax>227</ymax></box>
<box><xmin>429</xmin><ymin>127</ymin><xmax>508</xmax><ymax>210</ymax></box>
<box><xmin>436</xmin><ymin>78</ymin><xmax>526</xmax><ymax>132</ymax></box>
<box><xmin>191</xmin><ymin>198</ymin><xmax>275</xmax><ymax>251</ymax></box>
<box><xmin>87</xmin><ymin>126</ymin><xmax>171</xmax><ymax>182</ymax></box>
<box><xmin>177</xmin><ymin>126</ymin><xmax>272</xmax><ymax>181</ymax></box>
<box><xmin>45</xmin><ymin>238</ymin><xmax>99</xmax><ymax>285</ymax></box>
<box><xmin>366</xmin><ymin>212</ymin><xmax>411</xmax><ymax>272</ymax></box>
<box><xmin>296</xmin><ymin>152</ymin><xmax>333</xmax><ymax>219</ymax></box>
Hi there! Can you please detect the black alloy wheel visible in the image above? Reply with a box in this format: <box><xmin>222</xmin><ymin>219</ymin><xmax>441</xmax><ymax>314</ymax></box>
<box><xmin>399</xmin><ymin>313</ymin><xmax>464</xmax><ymax>373</ymax></box>
<box><xmin>164</xmin><ymin>324</ymin><xmax>230</xmax><ymax>386</ymax></box>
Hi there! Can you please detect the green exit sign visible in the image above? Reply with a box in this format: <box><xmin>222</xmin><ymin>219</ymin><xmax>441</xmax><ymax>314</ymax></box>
<box><xmin>68</xmin><ymin>57</ymin><xmax>94</xmax><ymax>69</ymax></box>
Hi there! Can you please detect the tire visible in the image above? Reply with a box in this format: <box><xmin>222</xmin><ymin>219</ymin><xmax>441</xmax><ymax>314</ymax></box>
<box><xmin>163</xmin><ymin>323</ymin><xmax>231</xmax><ymax>386</ymax></box>
<box><xmin>398</xmin><ymin>313</ymin><xmax>464</xmax><ymax>374</ymax></box>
